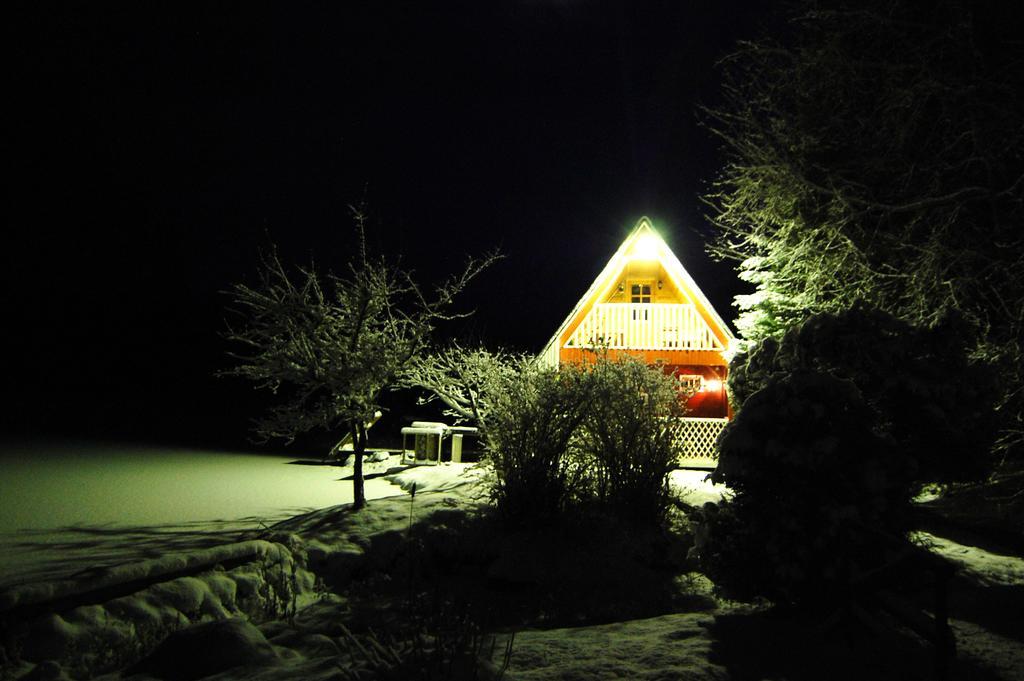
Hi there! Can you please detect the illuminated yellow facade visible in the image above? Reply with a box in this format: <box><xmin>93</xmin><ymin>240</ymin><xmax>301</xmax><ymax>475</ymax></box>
<box><xmin>539</xmin><ymin>217</ymin><xmax>735</xmax><ymax>466</ymax></box>
<box><xmin>540</xmin><ymin>217</ymin><xmax>733</xmax><ymax>368</ymax></box>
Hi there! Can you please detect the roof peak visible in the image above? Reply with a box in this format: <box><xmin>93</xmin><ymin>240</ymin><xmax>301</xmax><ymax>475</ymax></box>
<box><xmin>623</xmin><ymin>217</ymin><xmax>666</xmax><ymax>260</ymax></box>
<box><xmin>632</xmin><ymin>216</ymin><xmax>655</xmax><ymax>231</ymax></box>
<box><xmin>537</xmin><ymin>215</ymin><xmax>736</xmax><ymax>364</ymax></box>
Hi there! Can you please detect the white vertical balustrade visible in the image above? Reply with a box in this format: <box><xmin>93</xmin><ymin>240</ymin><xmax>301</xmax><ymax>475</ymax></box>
<box><xmin>566</xmin><ymin>303</ymin><xmax>722</xmax><ymax>351</ymax></box>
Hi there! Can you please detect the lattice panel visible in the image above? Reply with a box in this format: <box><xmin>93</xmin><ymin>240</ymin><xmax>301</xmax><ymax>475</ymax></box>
<box><xmin>668</xmin><ymin>417</ymin><xmax>727</xmax><ymax>466</ymax></box>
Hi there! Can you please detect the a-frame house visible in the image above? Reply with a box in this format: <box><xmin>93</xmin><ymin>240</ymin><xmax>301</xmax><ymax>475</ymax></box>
<box><xmin>539</xmin><ymin>217</ymin><xmax>734</xmax><ymax>467</ymax></box>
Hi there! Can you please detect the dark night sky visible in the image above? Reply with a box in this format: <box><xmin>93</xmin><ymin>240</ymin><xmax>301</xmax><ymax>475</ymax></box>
<box><xmin>6</xmin><ymin>2</ymin><xmax>770</xmax><ymax>449</ymax></box>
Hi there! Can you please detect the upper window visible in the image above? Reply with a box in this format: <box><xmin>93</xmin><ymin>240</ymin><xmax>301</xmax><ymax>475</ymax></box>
<box><xmin>630</xmin><ymin>283</ymin><xmax>652</xmax><ymax>303</ymax></box>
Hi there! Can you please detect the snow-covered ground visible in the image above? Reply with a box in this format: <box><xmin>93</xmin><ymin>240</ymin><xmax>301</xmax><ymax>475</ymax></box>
<box><xmin>669</xmin><ymin>468</ymin><xmax>731</xmax><ymax>506</ymax></box>
<box><xmin>0</xmin><ymin>441</ymin><xmax>407</xmax><ymax>586</ymax></box>
<box><xmin>3</xmin><ymin>452</ymin><xmax>1023</xmax><ymax>681</ymax></box>
<box><xmin>0</xmin><ymin>443</ymin><xmax>724</xmax><ymax>589</ymax></box>
<box><xmin>501</xmin><ymin>612</ymin><xmax>728</xmax><ymax>680</ymax></box>
<box><xmin>913</xmin><ymin>531</ymin><xmax>1024</xmax><ymax>587</ymax></box>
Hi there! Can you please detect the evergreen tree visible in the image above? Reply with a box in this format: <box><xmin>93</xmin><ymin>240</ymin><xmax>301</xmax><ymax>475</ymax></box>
<box><xmin>704</xmin><ymin>0</ymin><xmax>1024</xmax><ymax>457</ymax></box>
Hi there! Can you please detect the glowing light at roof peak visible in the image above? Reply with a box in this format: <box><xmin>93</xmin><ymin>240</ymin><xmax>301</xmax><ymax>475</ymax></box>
<box><xmin>630</xmin><ymin>231</ymin><xmax>661</xmax><ymax>260</ymax></box>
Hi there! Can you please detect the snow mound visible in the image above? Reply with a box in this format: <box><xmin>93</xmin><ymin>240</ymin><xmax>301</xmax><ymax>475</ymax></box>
<box><xmin>0</xmin><ymin>540</ymin><xmax>288</xmax><ymax>613</ymax></box>
<box><xmin>385</xmin><ymin>462</ymin><xmax>488</xmax><ymax>496</ymax></box>
<box><xmin>914</xmin><ymin>531</ymin><xmax>1024</xmax><ymax>587</ymax></box>
<box><xmin>127</xmin><ymin>617</ymin><xmax>279</xmax><ymax>680</ymax></box>
<box><xmin>265</xmin><ymin>472</ymin><xmax>485</xmax><ymax>587</ymax></box>
<box><xmin>8</xmin><ymin>541</ymin><xmax>312</xmax><ymax>678</ymax></box>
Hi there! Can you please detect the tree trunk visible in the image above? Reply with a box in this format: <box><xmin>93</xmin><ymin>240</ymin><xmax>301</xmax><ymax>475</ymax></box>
<box><xmin>352</xmin><ymin>420</ymin><xmax>367</xmax><ymax>510</ymax></box>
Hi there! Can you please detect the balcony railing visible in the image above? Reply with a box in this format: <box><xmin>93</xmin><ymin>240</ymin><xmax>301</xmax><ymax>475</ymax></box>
<box><xmin>565</xmin><ymin>303</ymin><xmax>724</xmax><ymax>351</ymax></box>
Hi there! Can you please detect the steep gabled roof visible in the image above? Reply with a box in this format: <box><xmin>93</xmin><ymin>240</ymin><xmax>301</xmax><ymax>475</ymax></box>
<box><xmin>539</xmin><ymin>217</ymin><xmax>734</xmax><ymax>365</ymax></box>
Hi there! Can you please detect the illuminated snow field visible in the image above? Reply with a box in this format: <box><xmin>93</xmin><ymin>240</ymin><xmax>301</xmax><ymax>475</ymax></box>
<box><xmin>2</xmin><ymin>443</ymin><xmax>1022</xmax><ymax>680</ymax></box>
<box><xmin>0</xmin><ymin>441</ymin><xmax>406</xmax><ymax>586</ymax></box>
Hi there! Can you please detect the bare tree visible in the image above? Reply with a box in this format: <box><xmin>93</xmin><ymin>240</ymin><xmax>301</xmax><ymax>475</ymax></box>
<box><xmin>401</xmin><ymin>343</ymin><xmax>523</xmax><ymax>439</ymax></box>
<box><xmin>222</xmin><ymin>213</ymin><xmax>498</xmax><ymax>509</ymax></box>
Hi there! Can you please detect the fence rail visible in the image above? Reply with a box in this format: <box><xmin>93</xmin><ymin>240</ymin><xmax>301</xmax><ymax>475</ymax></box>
<box><xmin>669</xmin><ymin>416</ymin><xmax>727</xmax><ymax>467</ymax></box>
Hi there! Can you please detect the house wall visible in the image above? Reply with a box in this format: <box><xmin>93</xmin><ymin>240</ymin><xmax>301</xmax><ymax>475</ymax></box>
<box><xmin>662</xmin><ymin>364</ymin><xmax>730</xmax><ymax>418</ymax></box>
<box><xmin>556</xmin><ymin>349</ymin><xmax>731</xmax><ymax>419</ymax></box>
<box><xmin>602</xmin><ymin>260</ymin><xmax>689</xmax><ymax>305</ymax></box>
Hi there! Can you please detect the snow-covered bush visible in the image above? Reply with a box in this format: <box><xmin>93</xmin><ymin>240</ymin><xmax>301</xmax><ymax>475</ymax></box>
<box><xmin>727</xmin><ymin>305</ymin><xmax>999</xmax><ymax>485</ymax></box>
<box><xmin>415</xmin><ymin>348</ymin><xmax>686</xmax><ymax>528</ymax></box>
<box><xmin>484</xmin><ymin>364</ymin><xmax>592</xmax><ymax>524</ymax></box>
<box><xmin>723</xmin><ymin>335</ymin><xmax>780</xmax><ymax>409</ymax></box>
<box><xmin>705</xmin><ymin>306</ymin><xmax>999</xmax><ymax>606</ymax></box>
<box><xmin>484</xmin><ymin>354</ymin><xmax>687</xmax><ymax>528</ymax></box>
<box><xmin>577</xmin><ymin>354</ymin><xmax>685</xmax><ymax>526</ymax></box>
<box><xmin>701</xmin><ymin>370</ymin><xmax>916</xmax><ymax>605</ymax></box>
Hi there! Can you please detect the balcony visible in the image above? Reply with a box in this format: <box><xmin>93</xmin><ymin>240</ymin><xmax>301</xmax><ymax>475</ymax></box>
<box><xmin>565</xmin><ymin>303</ymin><xmax>724</xmax><ymax>351</ymax></box>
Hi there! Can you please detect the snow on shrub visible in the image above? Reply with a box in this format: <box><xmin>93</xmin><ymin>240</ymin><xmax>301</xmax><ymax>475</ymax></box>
<box><xmin>577</xmin><ymin>354</ymin><xmax>685</xmax><ymax>527</ymax></box>
<box><xmin>703</xmin><ymin>306</ymin><xmax>999</xmax><ymax>607</ymax></box>
<box><xmin>700</xmin><ymin>370</ymin><xmax>916</xmax><ymax>605</ymax></box>
<box><xmin>484</xmin><ymin>363</ymin><xmax>592</xmax><ymax>524</ymax></box>
<box><xmin>727</xmin><ymin>305</ymin><xmax>999</xmax><ymax>485</ymax></box>
<box><xmin>483</xmin><ymin>354</ymin><xmax>685</xmax><ymax>527</ymax></box>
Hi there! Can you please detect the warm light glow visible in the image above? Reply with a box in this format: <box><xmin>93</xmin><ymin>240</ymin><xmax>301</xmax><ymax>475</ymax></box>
<box><xmin>631</xmin><ymin>232</ymin><xmax>660</xmax><ymax>259</ymax></box>
<box><xmin>703</xmin><ymin>378</ymin><xmax>723</xmax><ymax>393</ymax></box>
